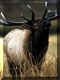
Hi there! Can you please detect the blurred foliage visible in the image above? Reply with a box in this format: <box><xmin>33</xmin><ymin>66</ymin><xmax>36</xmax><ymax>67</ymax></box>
<box><xmin>0</xmin><ymin>20</ymin><xmax>57</xmax><ymax>37</ymax></box>
<box><xmin>50</xmin><ymin>20</ymin><xmax>57</xmax><ymax>34</ymax></box>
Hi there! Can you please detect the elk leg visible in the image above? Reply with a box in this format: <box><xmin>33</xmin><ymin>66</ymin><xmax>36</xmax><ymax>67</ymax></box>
<box><xmin>8</xmin><ymin>61</ymin><xmax>16</xmax><ymax>80</ymax></box>
<box><xmin>16</xmin><ymin>65</ymin><xmax>20</xmax><ymax>80</ymax></box>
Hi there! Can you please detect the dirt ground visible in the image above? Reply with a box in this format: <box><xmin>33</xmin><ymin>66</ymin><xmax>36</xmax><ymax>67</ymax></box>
<box><xmin>0</xmin><ymin>35</ymin><xmax>57</xmax><ymax>79</ymax></box>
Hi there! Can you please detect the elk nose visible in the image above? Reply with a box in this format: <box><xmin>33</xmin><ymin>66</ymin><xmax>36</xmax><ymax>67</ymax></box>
<box><xmin>33</xmin><ymin>24</ymin><xmax>39</xmax><ymax>30</ymax></box>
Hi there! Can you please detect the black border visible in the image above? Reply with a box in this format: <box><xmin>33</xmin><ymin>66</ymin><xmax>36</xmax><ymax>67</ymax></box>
<box><xmin>57</xmin><ymin>0</ymin><xmax>60</xmax><ymax>78</ymax></box>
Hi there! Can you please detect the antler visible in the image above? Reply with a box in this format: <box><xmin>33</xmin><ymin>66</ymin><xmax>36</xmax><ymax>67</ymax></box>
<box><xmin>42</xmin><ymin>1</ymin><xmax>48</xmax><ymax>19</ymax></box>
<box><xmin>0</xmin><ymin>4</ymin><xmax>35</xmax><ymax>26</ymax></box>
<box><xmin>48</xmin><ymin>15</ymin><xmax>60</xmax><ymax>21</ymax></box>
<box><xmin>42</xmin><ymin>8</ymin><xmax>47</xmax><ymax>19</ymax></box>
<box><xmin>0</xmin><ymin>11</ymin><xmax>29</xmax><ymax>26</ymax></box>
<box><xmin>47</xmin><ymin>10</ymin><xmax>60</xmax><ymax>21</ymax></box>
<box><xmin>27</xmin><ymin>4</ymin><xmax>35</xmax><ymax>21</ymax></box>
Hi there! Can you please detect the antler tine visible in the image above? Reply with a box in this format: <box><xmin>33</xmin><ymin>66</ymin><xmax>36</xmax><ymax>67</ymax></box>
<box><xmin>27</xmin><ymin>4</ymin><xmax>35</xmax><ymax>21</ymax></box>
<box><xmin>42</xmin><ymin>8</ymin><xmax>47</xmax><ymax>19</ymax></box>
<box><xmin>20</xmin><ymin>16</ymin><xmax>30</xmax><ymax>22</ymax></box>
<box><xmin>48</xmin><ymin>15</ymin><xmax>60</xmax><ymax>21</ymax></box>
<box><xmin>32</xmin><ymin>10</ymin><xmax>35</xmax><ymax>21</ymax></box>
<box><xmin>1</xmin><ymin>11</ymin><xmax>6</xmax><ymax>20</ymax></box>
<box><xmin>42</xmin><ymin>1</ymin><xmax>48</xmax><ymax>19</ymax></box>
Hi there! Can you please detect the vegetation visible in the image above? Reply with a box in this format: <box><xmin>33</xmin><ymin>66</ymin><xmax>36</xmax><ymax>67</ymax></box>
<box><xmin>0</xmin><ymin>35</ymin><xmax>57</xmax><ymax>79</ymax></box>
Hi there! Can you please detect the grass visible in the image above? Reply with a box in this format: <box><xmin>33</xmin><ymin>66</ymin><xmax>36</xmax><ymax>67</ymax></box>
<box><xmin>0</xmin><ymin>37</ymin><xmax>3</xmax><ymax>80</ymax></box>
<box><xmin>0</xmin><ymin>35</ymin><xmax>57</xmax><ymax>79</ymax></box>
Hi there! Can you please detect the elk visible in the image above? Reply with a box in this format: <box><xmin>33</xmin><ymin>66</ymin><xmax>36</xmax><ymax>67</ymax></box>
<box><xmin>0</xmin><ymin>4</ymin><xmax>59</xmax><ymax>79</ymax></box>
